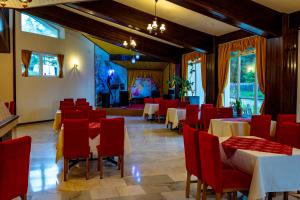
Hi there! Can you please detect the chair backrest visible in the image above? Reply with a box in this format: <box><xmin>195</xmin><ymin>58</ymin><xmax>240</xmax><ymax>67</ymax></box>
<box><xmin>217</xmin><ymin>107</ymin><xmax>233</xmax><ymax>118</ymax></box>
<box><xmin>158</xmin><ymin>100</ymin><xmax>168</xmax><ymax>115</ymax></box>
<box><xmin>63</xmin><ymin>119</ymin><xmax>89</xmax><ymax>159</ymax></box>
<box><xmin>179</xmin><ymin>101</ymin><xmax>189</xmax><ymax>108</ymax></box>
<box><xmin>76</xmin><ymin>101</ymin><xmax>89</xmax><ymax>107</ymax></box>
<box><xmin>64</xmin><ymin>98</ymin><xmax>74</xmax><ymax>103</ymax></box>
<box><xmin>250</xmin><ymin>115</ymin><xmax>272</xmax><ymax>140</ymax></box>
<box><xmin>203</xmin><ymin>107</ymin><xmax>218</xmax><ymax>131</ymax></box>
<box><xmin>9</xmin><ymin>101</ymin><xmax>15</xmax><ymax>115</ymax></box>
<box><xmin>89</xmin><ymin>109</ymin><xmax>106</xmax><ymax>122</ymax></box>
<box><xmin>76</xmin><ymin>98</ymin><xmax>87</xmax><ymax>102</ymax></box>
<box><xmin>166</xmin><ymin>99</ymin><xmax>179</xmax><ymax>109</ymax></box>
<box><xmin>183</xmin><ymin>125</ymin><xmax>201</xmax><ymax>178</ymax></box>
<box><xmin>185</xmin><ymin>104</ymin><xmax>199</xmax><ymax>126</ymax></box>
<box><xmin>199</xmin><ymin>132</ymin><xmax>223</xmax><ymax>192</ymax></box>
<box><xmin>60</xmin><ymin>101</ymin><xmax>74</xmax><ymax>110</ymax></box>
<box><xmin>199</xmin><ymin>104</ymin><xmax>214</xmax><ymax>128</ymax></box>
<box><xmin>276</xmin><ymin>122</ymin><xmax>300</xmax><ymax>148</ymax></box>
<box><xmin>154</xmin><ymin>97</ymin><xmax>163</xmax><ymax>104</ymax></box>
<box><xmin>99</xmin><ymin>118</ymin><xmax>125</xmax><ymax>156</ymax></box>
<box><xmin>144</xmin><ymin>98</ymin><xmax>153</xmax><ymax>104</ymax></box>
<box><xmin>0</xmin><ymin>136</ymin><xmax>31</xmax><ymax>200</ymax></box>
<box><xmin>76</xmin><ymin>106</ymin><xmax>92</xmax><ymax>118</ymax></box>
<box><xmin>277</xmin><ymin>114</ymin><xmax>296</xmax><ymax>124</ymax></box>
<box><xmin>63</xmin><ymin>110</ymin><xmax>86</xmax><ymax>121</ymax></box>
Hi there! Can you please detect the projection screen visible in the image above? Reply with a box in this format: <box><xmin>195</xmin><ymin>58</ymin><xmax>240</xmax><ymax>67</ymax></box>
<box><xmin>297</xmin><ymin>30</ymin><xmax>300</xmax><ymax>123</ymax></box>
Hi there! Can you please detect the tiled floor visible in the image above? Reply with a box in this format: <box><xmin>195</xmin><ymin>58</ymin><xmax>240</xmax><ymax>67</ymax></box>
<box><xmin>13</xmin><ymin>116</ymin><xmax>300</xmax><ymax>200</ymax></box>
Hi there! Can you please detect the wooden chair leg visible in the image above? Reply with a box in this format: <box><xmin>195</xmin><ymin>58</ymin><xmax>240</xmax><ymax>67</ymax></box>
<box><xmin>185</xmin><ymin>172</ymin><xmax>191</xmax><ymax>198</ymax></box>
<box><xmin>118</xmin><ymin>157</ymin><xmax>121</xmax><ymax>170</ymax></box>
<box><xmin>99</xmin><ymin>156</ymin><xmax>103</xmax><ymax>179</ymax></box>
<box><xmin>86</xmin><ymin>157</ymin><xmax>89</xmax><ymax>180</ymax></box>
<box><xmin>21</xmin><ymin>194</ymin><xmax>27</xmax><ymax>200</ymax></box>
<box><xmin>233</xmin><ymin>191</ymin><xmax>238</xmax><ymax>200</ymax></box>
<box><xmin>216</xmin><ymin>192</ymin><xmax>222</xmax><ymax>200</ymax></box>
<box><xmin>283</xmin><ymin>192</ymin><xmax>289</xmax><ymax>200</ymax></box>
<box><xmin>202</xmin><ymin>183</ymin><xmax>207</xmax><ymax>200</ymax></box>
<box><xmin>63</xmin><ymin>159</ymin><xmax>68</xmax><ymax>181</ymax></box>
<box><xmin>120</xmin><ymin>155</ymin><xmax>124</xmax><ymax>178</ymax></box>
<box><xmin>196</xmin><ymin>178</ymin><xmax>202</xmax><ymax>200</ymax></box>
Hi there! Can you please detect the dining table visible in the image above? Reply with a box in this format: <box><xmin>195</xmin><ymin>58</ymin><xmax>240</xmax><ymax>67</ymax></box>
<box><xmin>143</xmin><ymin>103</ymin><xmax>159</xmax><ymax>118</ymax></box>
<box><xmin>52</xmin><ymin>110</ymin><xmax>61</xmax><ymax>133</ymax></box>
<box><xmin>208</xmin><ymin>118</ymin><xmax>277</xmax><ymax>137</ymax></box>
<box><xmin>219</xmin><ymin>136</ymin><xmax>300</xmax><ymax>200</ymax></box>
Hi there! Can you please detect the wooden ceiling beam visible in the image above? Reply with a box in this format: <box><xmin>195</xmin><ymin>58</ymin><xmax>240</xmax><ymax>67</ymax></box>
<box><xmin>166</xmin><ymin>0</ymin><xmax>282</xmax><ymax>38</ymax></box>
<box><xmin>24</xmin><ymin>6</ymin><xmax>183</xmax><ymax>63</ymax></box>
<box><xmin>110</xmin><ymin>54</ymin><xmax>162</xmax><ymax>62</ymax></box>
<box><xmin>66</xmin><ymin>0</ymin><xmax>213</xmax><ymax>52</ymax></box>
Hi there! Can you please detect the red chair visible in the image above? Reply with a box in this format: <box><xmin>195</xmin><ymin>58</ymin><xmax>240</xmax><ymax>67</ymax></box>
<box><xmin>97</xmin><ymin>118</ymin><xmax>125</xmax><ymax>178</ymax></box>
<box><xmin>76</xmin><ymin>101</ymin><xmax>89</xmax><ymax>107</ymax></box>
<box><xmin>202</xmin><ymin>107</ymin><xmax>218</xmax><ymax>131</ymax></box>
<box><xmin>9</xmin><ymin>101</ymin><xmax>15</xmax><ymax>115</ymax></box>
<box><xmin>76</xmin><ymin>98</ymin><xmax>87</xmax><ymax>102</ymax></box>
<box><xmin>64</xmin><ymin>98</ymin><xmax>74</xmax><ymax>103</ymax></box>
<box><xmin>60</xmin><ymin>101</ymin><xmax>74</xmax><ymax>110</ymax></box>
<box><xmin>155</xmin><ymin>100</ymin><xmax>168</xmax><ymax>122</ymax></box>
<box><xmin>199</xmin><ymin>104</ymin><xmax>214</xmax><ymax>129</ymax></box>
<box><xmin>277</xmin><ymin>114</ymin><xmax>296</xmax><ymax>124</ymax></box>
<box><xmin>4</xmin><ymin>102</ymin><xmax>9</xmax><ymax>109</ymax></box>
<box><xmin>144</xmin><ymin>98</ymin><xmax>153</xmax><ymax>104</ymax></box>
<box><xmin>276</xmin><ymin>122</ymin><xmax>300</xmax><ymax>148</ymax></box>
<box><xmin>183</xmin><ymin>125</ymin><xmax>202</xmax><ymax>199</ymax></box>
<box><xmin>0</xmin><ymin>136</ymin><xmax>31</xmax><ymax>200</ymax></box>
<box><xmin>76</xmin><ymin>106</ymin><xmax>92</xmax><ymax>118</ymax></box>
<box><xmin>179</xmin><ymin>105</ymin><xmax>199</xmax><ymax>133</ymax></box>
<box><xmin>61</xmin><ymin>106</ymin><xmax>76</xmax><ymax>124</ymax></box>
<box><xmin>166</xmin><ymin>99</ymin><xmax>179</xmax><ymax>109</ymax></box>
<box><xmin>217</xmin><ymin>107</ymin><xmax>233</xmax><ymax>118</ymax></box>
<box><xmin>250</xmin><ymin>115</ymin><xmax>272</xmax><ymax>140</ymax></box>
<box><xmin>63</xmin><ymin>110</ymin><xmax>85</xmax><ymax>121</ymax></box>
<box><xmin>199</xmin><ymin>132</ymin><xmax>251</xmax><ymax>200</ymax></box>
<box><xmin>154</xmin><ymin>97</ymin><xmax>163</xmax><ymax>104</ymax></box>
<box><xmin>63</xmin><ymin>119</ymin><xmax>90</xmax><ymax>181</ymax></box>
<box><xmin>89</xmin><ymin>109</ymin><xmax>106</xmax><ymax>122</ymax></box>
<box><xmin>179</xmin><ymin>101</ymin><xmax>189</xmax><ymax>108</ymax></box>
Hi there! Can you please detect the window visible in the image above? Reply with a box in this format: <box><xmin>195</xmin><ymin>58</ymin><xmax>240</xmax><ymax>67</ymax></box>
<box><xmin>21</xmin><ymin>13</ymin><xmax>62</xmax><ymax>39</ymax></box>
<box><xmin>225</xmin><ymin>47</ymin><xmax>264</xmax><ymax>114</ymax></box>
<box><xmin>187</xmin><ymin>58</ymin><xmax>205</xmax><ymax>104</ymax></box>
<box><xmin>23</xmin><ymin>52</ymin><xmax>60</xmax><ymax>77</ymax></box>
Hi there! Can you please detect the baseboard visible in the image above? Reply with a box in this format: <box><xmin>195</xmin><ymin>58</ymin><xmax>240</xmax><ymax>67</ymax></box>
<box><xmin>18</xmin><ymin>119</ymin><xmax>54</xmax><ymax>126</ymax></box>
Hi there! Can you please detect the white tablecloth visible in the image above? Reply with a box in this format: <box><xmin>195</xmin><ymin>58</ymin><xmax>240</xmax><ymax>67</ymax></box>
<box><xmin>56</xmin><ymin>126</ymin><xmax>131</xmax><ymax>163</ymax></box>
<box><xmin>219</xmin><ymin>136</ymin><xmax>300</xmax><ymax>200</ymax></box>
<box><xmin>208</xmin><ymin>119</ymin><xmax>277</xmax><ymax>137</ymax></box>
<box><xmin>143</xmin><ymin>103</ymin><xmax>159</xmax><ymax>117</ymax></box>
<box><xmin>165</xmin><ymin>108</ymin><xmax>186</xmax><ymax>129</ymax></box>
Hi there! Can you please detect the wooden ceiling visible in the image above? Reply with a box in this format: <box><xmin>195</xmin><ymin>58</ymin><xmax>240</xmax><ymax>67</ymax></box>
<box><xmin>23</xmin><ymin>0</ymin><xmax>292</xmax><ymax>62</ymax></box>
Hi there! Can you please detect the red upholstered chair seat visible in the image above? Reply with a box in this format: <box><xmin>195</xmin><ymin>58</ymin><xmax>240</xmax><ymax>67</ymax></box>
<box><xmin>0</xmin><ymin>136</ymin><xmax>32</xmax><ymax>200</ymax></box>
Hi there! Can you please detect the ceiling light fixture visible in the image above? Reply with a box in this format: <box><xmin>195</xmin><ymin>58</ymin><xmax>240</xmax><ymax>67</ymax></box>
<box><xmin>122</xmin><ymin>37</ymin><xmax>140</xmax><ymax>64</ymax></box>
<box><xmin>147</xmin><ymin>0</ymin><xmax>166</xmax><ymax>35</ymax></box>
<box><xmin>0</xmin><ymin>0</ymin><xmax>32</xmax><ymax>8</ymax></box>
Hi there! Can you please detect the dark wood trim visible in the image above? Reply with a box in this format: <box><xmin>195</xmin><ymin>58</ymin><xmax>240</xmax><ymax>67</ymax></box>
<box><xmin>0</xmin><ymin>8</ymin><xmax>10</xmax><ymax>53</ymax></box>
<box><xmin>24</xmin><ymin>6</ymin><xmax>183</xmax><ymax>63</ymax></box>
<box><xmin>66</xmin><ymin>0</ymin><xmax>213</xmax><ymax>52</ymax></box>
<box><xmin>166</xmin><ymin>0</ymin><xmax>282</xmax><ymax>37</ymax></box>
<box><xmin>110</xmin><ymin>54</ymin><xmax>162</xmax><ymax>62</ymax></box>
<box><xmin>13</xmin><ymin>10</ymin><xmax>16</xmax><ymax>114</ymax></box>
<box><xmin>216</xmin><ymin>30</ymin><xmax>254</xmax><ymax>45</ymax></box>
<box><xmin>289</xmin><ymin>11</ymin><xmax>300</xmax><ymax>29</ymax></box>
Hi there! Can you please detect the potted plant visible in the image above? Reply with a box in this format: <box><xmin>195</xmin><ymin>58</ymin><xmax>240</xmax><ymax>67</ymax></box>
<box><xmin>167</xmin><ymin>75</ymin><xmax>193</xmax><ymax>99</ymax></box>
<box><xmin>233</xmin><ymin>98</ymin><xmax>242</xmax><ymax>117</ymax></box>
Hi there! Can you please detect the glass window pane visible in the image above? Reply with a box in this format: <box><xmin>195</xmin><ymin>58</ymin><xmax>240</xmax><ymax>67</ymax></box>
<box><xmin>229</xmin><ymin>56</ymin><xmax>238</xmax><ymax>105</ymax></box>
<box><xmin>28</xmin><ymin>53</ymin><xmax>40</xmax><ymax>76</ymax></box>
<box><xmin>240</xmin><ymin>53</ymin><xmax>256</xmax><ymax>114</ymax></box>
<box><xmin>42</xmin><ymin>55</ymin><xmax>59</xmax><ymax>77</ymax></box>
<box><xmin>187</xmin><ymin>61</ymin><xmax>196</xmax><ymax>96</ymax></box>
<box><xmin>21</xmin><ymin>13</ymin><xmax>60</xmax><ymax>38</ymax></box>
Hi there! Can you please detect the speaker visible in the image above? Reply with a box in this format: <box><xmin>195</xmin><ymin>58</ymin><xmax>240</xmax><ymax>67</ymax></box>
<box><xmin>102</xmin><ymin>93</ymin><xmax>110</xmax><ymax>108</ymax></box>
<box><xmin>119</xmin><ymin>91</ymin><xmax>129</xmax><ymax>106</ymax></box>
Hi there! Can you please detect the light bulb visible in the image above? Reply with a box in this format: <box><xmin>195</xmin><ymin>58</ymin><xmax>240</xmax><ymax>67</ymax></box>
<box><xmin>131</xmin><ymin>57</ymin><xmax>136</xmax><ymax>64</ymax></box>
<box><xmin>130</xmin><ymin>39</ymin><xmax>136</xmax><ymax>48</ymax></box>
<box><xmin>123</xmin><ymin>40</ymin><xmax>128</xmax><ymax>47</ymax></box>
<box><xmin>147</xmin><ymin>24</ymin><xmax>153</xmax><ymax>32</ymax></box>
<box><xmin>152</xmin><ymin>20</ymin><xmax>158</xmax><ymax>30</ymax></box>
<box><xmin>135</xmin><ymin>54</ymin><xmax>140</xmax><ymax>60</ymax></box>
<box><xmin>160</xmin><ymin>24</ymin><xmax>166</xmax><ymax>33</ymax></box>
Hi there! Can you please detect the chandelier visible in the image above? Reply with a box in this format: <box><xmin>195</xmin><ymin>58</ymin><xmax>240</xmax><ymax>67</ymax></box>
<box><xmin>123</xmin><ymin>37</ymin><xmax>140</xmax><ymax>64</ymax></box>
<box><xmin>0</xmin><ymin>0</ymin><xmax>32</xmax><ymax>8</ymax></box>
<box><xmin>147</xmin><ymin>0</ymin><xmax>166</xmax><ymax>35</ymax></box>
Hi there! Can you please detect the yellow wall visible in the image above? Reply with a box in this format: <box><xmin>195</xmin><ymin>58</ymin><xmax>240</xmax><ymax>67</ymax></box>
<box><xmin>0</xmin><ymin>10</ymin><xmax>13</xmax><ymax>102</ymax></box>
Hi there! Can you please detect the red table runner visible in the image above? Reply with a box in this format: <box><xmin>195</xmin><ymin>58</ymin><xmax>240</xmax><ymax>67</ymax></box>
<box><xmin>222</xmin><ymin>137</ymin><xmax>293</xmax><ymax>158</ymax></box>
<box><xmin>88</xmin><ymin>122</ymin><xmax>101</xmax><ymax>139</ymax></box>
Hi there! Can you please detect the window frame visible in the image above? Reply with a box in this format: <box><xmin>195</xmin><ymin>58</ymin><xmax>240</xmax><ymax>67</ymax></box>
<box><xmin>228</xmin><ymin>48</ymin><xmax>263</xmax><ymax>114</ymax></box>
<box><xmin>24</xmin><ymin>51</ymin><xmax>60</xmax><ymax>78</ymax></box>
